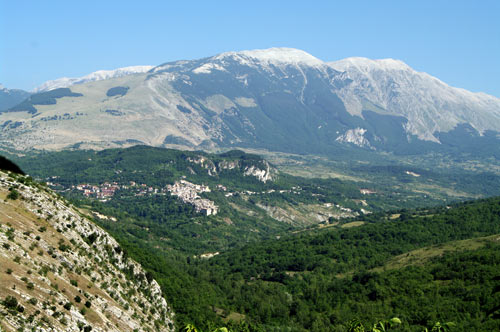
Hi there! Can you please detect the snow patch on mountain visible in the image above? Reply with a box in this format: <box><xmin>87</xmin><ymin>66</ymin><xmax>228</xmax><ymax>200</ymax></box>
<box><xmin>192</xmin><ymin>63</ymin><xmax>227</xmax><ymax>74</ymax></box>
<box><xmin>331</xmin><ymin>57</ymin><xmax>411</xmax><ymax>72</ymax></box>
<box><xmin>216</xmin><ymin>47</ymin><xmax>324</xmax><ymax>69</ymax></box>
<box><xmin>34</xmin><ymin>65</ymin><xmax>154</xmax><ymax>92</ymax></box>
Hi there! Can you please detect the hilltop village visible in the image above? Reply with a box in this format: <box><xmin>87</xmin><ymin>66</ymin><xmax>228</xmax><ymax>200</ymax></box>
<box><xmin>45</xmin><ymin>177</ymin><xmax>312</xmax><ymax>217</ymax></box>
<box><xmin>45</xmin><ymin>176</ymin><xmax>365</xmax><ymax>219</ymax></box>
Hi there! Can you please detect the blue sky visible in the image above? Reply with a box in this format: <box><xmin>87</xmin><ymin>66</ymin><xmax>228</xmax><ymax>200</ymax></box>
<box><xmin>1</xmin><ymin>0</ymin><xmax>499</xmax><ymax>97</ymax></box>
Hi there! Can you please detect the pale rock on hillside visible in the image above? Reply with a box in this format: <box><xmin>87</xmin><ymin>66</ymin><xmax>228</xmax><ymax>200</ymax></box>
<box><xmin>329</xmin><ymin>57</ymin><xmax>500</xmax><ymax>142</ymax></box>
<box><xmin>0</xmin><ymin>170</ymin><xmax>174</xmax><ymax>332</ymax></box>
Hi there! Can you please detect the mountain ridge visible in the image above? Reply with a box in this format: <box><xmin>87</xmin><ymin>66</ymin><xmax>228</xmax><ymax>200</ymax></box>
<box><xmin>33</xmin><ymin>66</ymin><xmax>154</xmax><ymax>93</ymax></box>
<box><xmin>1</xmin><ymin>47</ymin><xmax>499</xmax><ymax>155</ymax></box>
<box><xmin>329</xmin><ymin>56</ymin><xmax>500</xmax><ymax>141</ymax></box>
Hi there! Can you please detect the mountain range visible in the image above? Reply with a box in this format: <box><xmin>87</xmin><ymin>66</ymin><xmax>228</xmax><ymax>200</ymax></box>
<box><xmin>1</xmin><ymin>48</ymin><xmax>499</xmax><ymax>156</ymax></box>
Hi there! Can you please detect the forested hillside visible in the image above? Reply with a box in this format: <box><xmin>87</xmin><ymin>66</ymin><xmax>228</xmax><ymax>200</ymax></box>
<box><xmin>16</xmin><ymin>146</ymin><xmax>451</xmax><ymax>254</ymax></box>
<box><xmin>121</xmin><ymin>196</ymin><xmax>500</xmax><ymax>331</ymax></box>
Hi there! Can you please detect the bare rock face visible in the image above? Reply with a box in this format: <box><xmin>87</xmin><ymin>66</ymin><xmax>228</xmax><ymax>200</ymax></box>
<box><xmin>0</xmin><ymin>170</ymin><xmax>175</xmax><ymax>332</ymax></box>
<box><xmin>243</xmin><ymin>160</ymin><xmax>274</xmax><ymax>183</ymax></box>
<box><xmin>329</xmin><ymin>57</ymin><xmax>500</xmax><ymax>142</ymax></box>
<box><xmin>335</xmin><ymin>127</ymin><xmax>374</xmax><ymax>149</ymax></box>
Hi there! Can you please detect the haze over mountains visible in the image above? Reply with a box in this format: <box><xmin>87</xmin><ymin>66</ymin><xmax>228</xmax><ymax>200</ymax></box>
<box><xmin>1</xmin><ymin>48</ymin><xmax>499</xmax><ymax>156</ymax></box>
<box><xmin>0</xmin><ymin>84</ymin><xmax>31</xmax><ymax>112</ymax></box>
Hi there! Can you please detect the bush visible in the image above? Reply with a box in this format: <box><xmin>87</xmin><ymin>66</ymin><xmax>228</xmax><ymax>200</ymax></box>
<box><xmin>87</xmin><ymin>233</ymin><xmax>98</xmax><ymax>244</ymax></box>
<box><xmin>84</xmin><ymin>300</ymin><xmax>91</xmax><ymax>308</ymax></box>
<box><xmin>7</xmin><ymin>189</ymin><xmax>20</xmax><ymax>200</ymax></box>
<box><xmin>3</xmin><ymin>295</ymin><xmax>18</xmax><ymax>309</ymax></box>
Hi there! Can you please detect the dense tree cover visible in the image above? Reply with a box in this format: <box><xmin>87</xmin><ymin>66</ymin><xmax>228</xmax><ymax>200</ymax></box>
<box><xmin>105</xmin><ymin>197</ymin><xmax>500</xmax><ymax>331</ymax></box>
<box><xmin>7</xmin><ymin>88</ymin><xmax>83</xmax><ymax>113</ymax></box>
<box><xmin>106</xmin><ymin>86</ymin><xmax>129</xmax><ymax>97</ymax></box>
<box><xmin>206</xmin><ymin>197</ymin><xmax>500</xmax><ymax>278</ymax></box>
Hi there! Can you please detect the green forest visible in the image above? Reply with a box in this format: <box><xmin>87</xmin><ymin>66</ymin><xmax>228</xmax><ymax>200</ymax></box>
<box><xmin>112</xmin><ymin>197</ymin><xmax>500</xmax><ymax>331</ymax></box>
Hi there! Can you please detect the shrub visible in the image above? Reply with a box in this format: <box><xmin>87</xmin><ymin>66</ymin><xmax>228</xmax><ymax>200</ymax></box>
<box><xmin>59</xmin><ymin>243</ymin><xmax>70</xmax><ymax>252</ymax></box>
<box><xmin>87</xmin><ymin>233</ymin><xmax>98</xmax><ymax>244</ymax></box>
<box><xmin>7</xmin><ymin>189</ymin><xmax>20</xmax><ymax>200</ymax></box>
<box><xmin>3</xmin><ymin>295</ymin><xmax>18</xmax><ymax>309</ymax></box>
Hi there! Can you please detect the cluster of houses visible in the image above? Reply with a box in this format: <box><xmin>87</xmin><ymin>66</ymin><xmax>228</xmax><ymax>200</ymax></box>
<box><xmin>167</xmin><ymin>180</ymin><xmax>219</xmax><ymax>216</ymax></box>
<box><xmin>74</xmin><ymin>182</ymin><xmax>121</xmax><ymax>201</ymax></box>
<box><xmin>72</xmin><ymin>181</ymin><xmax>162</xmax><ymax>201</ymax></box>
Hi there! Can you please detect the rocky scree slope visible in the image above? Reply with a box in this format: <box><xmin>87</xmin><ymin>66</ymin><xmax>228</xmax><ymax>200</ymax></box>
<box><xmin>0</xmin><ymin>170</ymin><xmax>174</xmax><ymax>332</ymax></box>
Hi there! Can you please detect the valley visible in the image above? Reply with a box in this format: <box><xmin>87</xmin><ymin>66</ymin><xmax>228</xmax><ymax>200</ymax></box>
<box><xmin>1</xmin><ymin>145</ymin><xmax>497</xmax><ymax>331</ymax></box>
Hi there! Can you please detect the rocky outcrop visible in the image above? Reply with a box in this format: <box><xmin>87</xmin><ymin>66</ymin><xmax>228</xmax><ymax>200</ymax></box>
<box><xmin>243</xmin><ymin>161</ymin><xmax>274</xmax><ymax>183</ymax></box>
<box><xmin>0</xmin><ymin>170</ymin><xmax>174</xmax><ymax>332</ymax></box>
<box><xmin>335</xmin><ymin>128</ymin><xmax>374</xmax><ymax>149</ymax></box>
